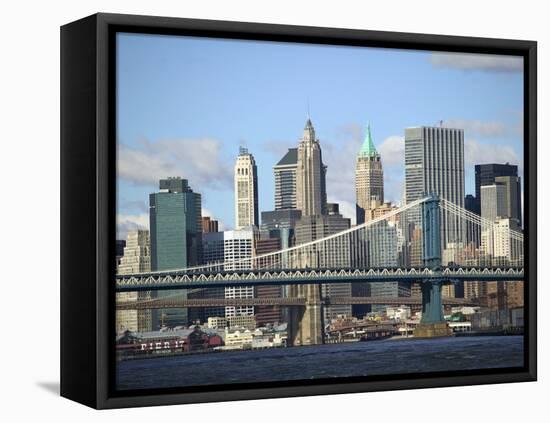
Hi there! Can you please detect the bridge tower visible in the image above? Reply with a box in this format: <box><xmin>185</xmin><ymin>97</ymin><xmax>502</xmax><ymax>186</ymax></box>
<box><xmin>287</xmin><ymin>284</ymin><xmax>324</xmax><ymax>346</ymax></box>
<box><xmin>415</xmin><ymin>194</ymin><xmax>453</xmax><ymax>337</ymax></box>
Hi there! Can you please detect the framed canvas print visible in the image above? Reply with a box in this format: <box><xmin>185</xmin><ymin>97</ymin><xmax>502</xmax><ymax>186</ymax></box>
<box><xmin>60</xmin><ymin>13</ymin><xmax>537</xmax><ymax>409</ymax></box>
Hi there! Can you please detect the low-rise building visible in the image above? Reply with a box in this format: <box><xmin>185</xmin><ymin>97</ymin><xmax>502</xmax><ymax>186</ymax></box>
<box><xmin>220</xmin><ymin>328</ymin><xmax>288</xmax><ymax>350</ymax></box>
<box><xmin>207</xmin><ymin>315</ymin><xmax>257</xmax><ymax>330</ymax></box>
<box><xmin>386</xmin><ymin>305</ymin><xmax>411</xmax><ymax>321</ymax></box>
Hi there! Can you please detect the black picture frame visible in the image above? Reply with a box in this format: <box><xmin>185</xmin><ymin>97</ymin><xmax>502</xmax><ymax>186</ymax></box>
<box><xmin>60</xmin><ymin>12</ymin><xmax>537</xmax><ymax>409</ymax></box>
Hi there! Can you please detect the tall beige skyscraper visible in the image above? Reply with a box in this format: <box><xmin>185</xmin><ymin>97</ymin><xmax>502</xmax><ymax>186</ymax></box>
<box><xmin>296</xmin><ymin>118</ymin><xmax>327</xmax><ymax>216</ymax></box>
<box><xmin>116</xmin><ymin>229</ymin><xmax>152</xmax><ymax>333</ymax></box>
<box><xmin>355</xmin><ymin>124</ymin><xmax>384</xmax><ymax>224</ymax></box>
<box><xmin>234</xmin><ymin>146</ymin><xmax>259</xmax><ymax>229</ymax></box>
<box><xmin>290</xmin><ymin>118</ymin><xmax>329</xmax><ymax>345</ymax></box>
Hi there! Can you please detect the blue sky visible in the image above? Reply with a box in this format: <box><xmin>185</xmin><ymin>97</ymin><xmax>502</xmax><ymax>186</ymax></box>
<box><xmin>116</xmin><ymin>32</ymin><xmax>524</xmax><ymax>239</ymax></box>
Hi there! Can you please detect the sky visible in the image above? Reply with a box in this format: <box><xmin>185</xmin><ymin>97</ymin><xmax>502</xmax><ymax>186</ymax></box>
<box><xmin>116</xmin><ymin>32</ymin><xmax>524</xmax><ymax>240</ymax></box>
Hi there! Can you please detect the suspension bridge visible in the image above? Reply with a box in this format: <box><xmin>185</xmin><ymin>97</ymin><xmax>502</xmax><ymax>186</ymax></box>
<box><xmin>116</xmin><ymin>295</ymin><xmax>478</xmax><ymax>310</ymax></box>
<box><xmin>116</xmin><ymin>195</ymin><xmax>524</xmax><ymax>344</ymax></box>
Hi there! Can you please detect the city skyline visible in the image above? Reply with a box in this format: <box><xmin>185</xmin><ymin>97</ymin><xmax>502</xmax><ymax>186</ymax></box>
<box><xmin>116</xmin><ymin>33</ymin><xmax>524</xmax><ymax>238</ymax></box>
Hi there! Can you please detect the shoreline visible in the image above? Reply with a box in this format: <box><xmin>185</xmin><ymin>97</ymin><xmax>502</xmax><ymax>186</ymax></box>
<box><xmin>117</xmin><ymin>332</ymin><xmax>523</xmax><ymax>362</ymax></box>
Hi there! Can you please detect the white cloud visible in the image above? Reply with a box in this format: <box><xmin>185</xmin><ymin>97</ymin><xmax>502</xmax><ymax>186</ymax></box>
<box><xmin>261</xmin><ymin>139</ymin><xmax>291</xmax><ymax>158</ymax></box>
<box><xmin>443</xmin><ymin>119</ymin><xmax>507</xmax><ymax>137</ymax></box>
<box><xmin>117</xmin><ymin>213</ymin><xmax>149</xmax><ymax>240</ymax></box>
<box><xmin>430</xmin><ymin>52</ymin><xmax>523</xmax><ymax>73</ymax></box>
<box><xmin>117</xmin><ymin>138</ymin><xmax>233</xmax><ymax>190</ymax></box>
<box><xmin>119</xmin><ymin>199</ymin><xmax>148</xmax><ymax>213</ymax></box>
<box><xmin>378</xmin><ymin>135</ymin><xmax>404</xmax><ymax>167</ymax></box>
<box><xmin>322</xmin><ymin>126</ymin><xmax>362</xmax><ymax>207</ymax></box>
<box><xmin>465</xmin><ymin>138</ymin><xmax>521</xmax><ymax>171</ymax></box>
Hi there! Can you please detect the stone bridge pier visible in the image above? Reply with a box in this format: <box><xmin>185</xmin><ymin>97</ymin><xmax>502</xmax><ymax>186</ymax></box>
<box><xmin>287</xmin><ymin>283</ymin><xmax>324</xmax><ymax>346</ymax></box>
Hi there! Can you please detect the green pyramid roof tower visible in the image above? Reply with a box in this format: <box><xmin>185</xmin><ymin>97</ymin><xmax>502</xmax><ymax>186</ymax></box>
<box><xmin>358</xmin><ymin>123</ymin><xmax>378</xmax><ymax>158</ymax></box>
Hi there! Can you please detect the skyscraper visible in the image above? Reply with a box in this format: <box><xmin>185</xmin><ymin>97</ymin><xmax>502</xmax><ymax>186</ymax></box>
<box><xmin>234</xmin><ymin>146</ymin><xmax>259</xmax><ymax>229</ymax></box>
<box><xmin>405</xmin><ymin>126</ymin><xmax>465</xmax><ymax>207</ymax></box>
<box><xmin>481</xmin><ymin>183</ymin><xmax>507</xmax><ymax>222</ymax></box>
<box><xmin>115</xmin><ymin>239</ymin><xmax>126</xmax><ymax>268</ymax></box>
<box><xmin>202</xmin><ymin>216</ymin><xmax>219</xmax><ymax>233</ymax></box>
<box><xmin>273</xmin><ymin>148</ymin><xmax>298</xmax><ymax>211</ymax></box>
<box><xmin>465</xmin><ymin>194</ymin><xmax>477</xmax><ymax>214</ymax></box>
<box><xmin>295</xmin><ymin>203</ymin><xmax>352</xmax><ymax>321</ymax></box>
<box><xmin>203</xmin><ymin>228</ymin><xmax>257</xmax><ymax>318</ymax></box>
<box><xmin>404</xmin><ymin>126</ymin><xmax>465</xmax><ymax>248</ymax></box>
<box><xmin>149</xmin><ymin>177</ymin><xmax>202</xmax><ymax>327</ymax></box>
<box><xmin>355</xmin><ymin>124</ymin><xmax>384</xmax><ymax>224</ymax></box>
<box><xmin>116</xmin><ymin>230</ymin><xmax>152</xmax><ymax>333</ymax></box>
<box><xmin>495</xmin><ymin>175</ymin><xmax>522</xmax><ymax>226</ymax></box>
<box><xmin>296</xmin><ymin>118</ymin><xmax>327</xmax><ymax>216</ymax></box>
<box><xmin>475</xmin><ymin>163</ymin><xmax>519</xmax><ymax>217</ymax></box>
<box><xmin>254</xmin><ymin>236</ymin><xmax>282</xmax><ymax>326</ymax></box>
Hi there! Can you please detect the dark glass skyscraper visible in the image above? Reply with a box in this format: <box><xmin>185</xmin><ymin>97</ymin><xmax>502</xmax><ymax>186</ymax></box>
<box><xmin>149</xmin><ymin>177</ymin><xmax>202</xmax><ymax>327</ymax></box>
<box><xmin>150</xmin><ymin>177</ymin><xmax>202</xmax><ymax>270</ymax></box>
<box><xmin>474</xmin><ymin>163</ymin><xmax>520</xmax><ymax>222</ymax></box>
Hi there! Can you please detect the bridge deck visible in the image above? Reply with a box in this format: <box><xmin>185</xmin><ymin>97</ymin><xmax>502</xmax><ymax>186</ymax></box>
<box><xmin>115</xmin><ymin>266</ymin><xmax>524</xmax><ymax>292</ymax></box>
<box><xmin>115</xmin><ymin>296</ymin><xmax>477</xmax><ymax>310</ymax></box>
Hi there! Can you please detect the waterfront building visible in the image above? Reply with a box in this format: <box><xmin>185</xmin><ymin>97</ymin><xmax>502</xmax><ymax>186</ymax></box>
<box><xmin>487</xmin><ymin>281</ymin><xmax>507</xmax><ymax>310</ymax></box>
<box><xmin>116</xmin><ymin>230</ymin><xmax>152</xmax><ymax>333</ymax></box>
<box><xmin>207</xmin><ymin>315</ymin><xmax>257</xmax><ymax>330</ymax></box>
<box><xmin>203</xmin><ymin>227</ymin><xmax>257</xmax><ymax>318</ymax></box>
<box><xmin>149</xmin><ymin>177</ymin><xmax>202</xmax><ymax>327</ymax></box>
<box><xmin>464</xmin><ymin>281</ymin><xmax>488</xmax><ymax>304</ymax></box>
<box><xmin>295</xmin><ymin>118</ymin><xmax>327</xmax><ymax>216</ymax></box>
<box><xmin>221</xmin><ymin>328</ymin><xmax>287</xmax><ymax>350</ymax></box>
<box><xmin>224</xmin><ymin>228</ymin><xmax>257</xmax><ymax>318</ymax></box>
<box><xmin>506</xmin><ymin>281</ymin><xmax>524</xmax><ymax>309</ymax></box>
<box><xmin>274</xmin><ymin>148</ymin><xmax>298</xmax><ymax>210</ymax></box>
<box><xmin>370</xmin><ymin>282</ymin><xmax>411</xmax><ymax>312</ymax></box>
<box><xmin>202</xmin><ymin>216</ymin><xmax>219</xmax><ymax>233</ymax></box>
<box><xmin>355</xmin><ymin>124</ymin><xmax>384</xmax><ymax>224</ymax></box>
<box><xmin>234</xmin><ymin>147</ymin><xmax>259</xmax><ymax>229</ymax></box>
<box><xmin>386</xmin><ymin>305</ymin><xmax>411</xmax><ymax>320</ymax></box>
<box><xmin>441</xmin><ymin>285</ymin><xmax>456</xmax><ymax>298</ymax></box>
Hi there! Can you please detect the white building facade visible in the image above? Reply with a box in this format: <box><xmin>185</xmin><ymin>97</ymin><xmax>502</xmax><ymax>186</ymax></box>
<box><xmin>116</xmin><ymin>230</ymin><xmax>152</xmax><ymax>333</ymax></box>
<box><xmin>234</xmin><ymin>147</ymin><xmax>259</xmax><ymax>229</ymax></box>
<box><xmin>203</xmin><ymin>227</ymin><xmax>257</xmax><ymax>318</ymax></box>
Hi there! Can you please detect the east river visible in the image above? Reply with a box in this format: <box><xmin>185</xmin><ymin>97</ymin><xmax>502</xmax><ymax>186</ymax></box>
<box><xmin>116</xmin><ymin>336</ymin><xmax>524</xmax><ymax>390</ymax></box>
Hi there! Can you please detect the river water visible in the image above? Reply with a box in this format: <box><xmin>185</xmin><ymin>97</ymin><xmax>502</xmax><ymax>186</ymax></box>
<box><xmin>116</xmin><ymin>336</ymin><xmax>524</xmax><ymax>391</ymax></box>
